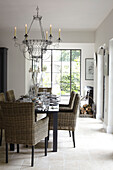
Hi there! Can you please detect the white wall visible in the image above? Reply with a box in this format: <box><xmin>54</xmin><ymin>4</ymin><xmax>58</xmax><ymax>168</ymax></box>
<box><xmin>95</xmin><ymin>9</ymin><xmax>113</xmax><ymax>50</ymax></box>
<box><xmin>53</xmin><ymin>30</ymin><xmax>95</xmax><ymax>43</ymax></box>
<box><xmin>0</xmin><ymin>29</ymin><xmax>25</xmax><ymax>99</ymax></box>
<box><xmin>0</xmin><ymin>28</ymin><xmax>95</xmax><ymax>98</ymax></box>
<box><xmin>95</xmin><ymin>9</ymin><xmax>113</xmax><ymax>129</ymax></box>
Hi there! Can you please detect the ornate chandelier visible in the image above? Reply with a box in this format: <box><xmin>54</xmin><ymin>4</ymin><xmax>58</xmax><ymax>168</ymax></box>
<box><xmin>13</xmin><ymin>6</ymin><xmax>61</xmax><ymax>60</ymax></box>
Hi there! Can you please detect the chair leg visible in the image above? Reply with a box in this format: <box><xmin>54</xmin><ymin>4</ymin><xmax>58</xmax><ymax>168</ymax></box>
<box><xmin>48</xmin><ymin>130</ymin><xmax>49</xmax><ymax>141</ymax></box>
<box><xmin>31</xmin><ymin>146</ymin><xmax>34</xmax><ymax>167</ymax></box>
<box><xmin>10</xmin><ymin>144</ymin><xmax>15</xmax><ymax>151</ymax></box>
<box><xmin>17</xmin><ymin>144</ymin><xmax>19</xmax><ymax>153</ymax></box>
<box><xmin>69</xmin><ymin>130</ymin><xmax>71</xmax><ymax>137</ymax></box>
<box><xmin>72</xmin><ymin>131</ymin><xmax>75</xmax><ymax>148</ymax></box>
<box><xmin>45</xmin><ymin>137</ymin><xmax>48</xmax><ymax>156</ymax></box>
<box><xmin>0</xmin><ymin>129</ymin><xmax>3</xmax><ymax>146</ymax></box>
<box><xmin>6</xmin><ymin>143</ymin><xmax>8</xmax><ymax>163</ymax></box>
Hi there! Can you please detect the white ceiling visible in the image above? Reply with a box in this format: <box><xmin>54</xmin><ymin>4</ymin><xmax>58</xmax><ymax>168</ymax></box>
<box><xmin>0</xmin><ymin>0</ymin><xmax>113</xmax><ymax>31</ymax></box>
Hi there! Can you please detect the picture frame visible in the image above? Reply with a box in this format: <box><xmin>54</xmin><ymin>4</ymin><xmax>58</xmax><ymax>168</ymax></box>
<box><xmin>85</xmin><ymin>58</ymin><xmax>94</xmax><ymax>80</ymax></box>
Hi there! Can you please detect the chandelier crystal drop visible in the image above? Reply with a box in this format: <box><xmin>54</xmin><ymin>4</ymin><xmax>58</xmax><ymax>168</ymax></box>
<box><xmin>13</xmin><ymin>6</ymin><xmax>61</xmax><ymax>61</ymax></box>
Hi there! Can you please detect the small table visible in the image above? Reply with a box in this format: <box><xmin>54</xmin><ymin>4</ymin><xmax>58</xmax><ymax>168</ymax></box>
<box><xmin>35</xmin><ymin>105</ymin><xmax>59</xmax><ymax>152</ymax></box>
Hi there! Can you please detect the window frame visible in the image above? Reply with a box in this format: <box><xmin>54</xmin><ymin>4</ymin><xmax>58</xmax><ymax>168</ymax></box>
<box><xmin>41</xmin><ymin>49</ymin><xmax>81</xmax><ymax>95</ymax></box>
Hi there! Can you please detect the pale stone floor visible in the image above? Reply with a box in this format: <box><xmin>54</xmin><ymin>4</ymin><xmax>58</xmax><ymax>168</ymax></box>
<box><xmin>0</xmin><ymin>118</ymin><xmax>113</xmax><ymax>170</ymax></box>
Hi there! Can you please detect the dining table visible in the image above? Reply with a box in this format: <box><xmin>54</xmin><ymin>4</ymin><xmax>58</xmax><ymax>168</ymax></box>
<box><xmin>35</xmin><ymin>92</ymin><xmax>59</xmax><ymax>152</ymax></box>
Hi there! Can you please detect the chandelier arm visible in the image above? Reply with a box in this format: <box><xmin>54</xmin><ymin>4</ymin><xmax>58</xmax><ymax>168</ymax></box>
<box><xmin>39</xmin><ymin>19</ymin><xmax>45</xmax><ymax>40</ymax></box>
<box><xmin>14</xmin><ymin>40</ymin><xmax>23</xmax><ymax>48</ymax></box>
<box><xmin>23</xmin><ymin>51</ymin><xmax>32</xmax><ymax>60</ymax></box>
<box><xmin>27</xmin><ymin>18</ymin><xmax>35</xmax><ymax>35</ymax></box>
<box><xmin>42</xmin><ymin>50</ymin><xmax>52</xmax><ymax>61</ymax></box>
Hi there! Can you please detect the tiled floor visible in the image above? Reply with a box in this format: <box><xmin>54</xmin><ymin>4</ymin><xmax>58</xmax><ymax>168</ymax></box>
<box><xmin>0</xmin><ymin>118</ymin><xmax>113</xmax><ymax>170</ymax></box>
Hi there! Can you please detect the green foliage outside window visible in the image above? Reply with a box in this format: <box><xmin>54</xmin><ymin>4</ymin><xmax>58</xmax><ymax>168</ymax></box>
<box><xmin>60</xmin><ymin>74</ymin><xmax>80</xmax><ymax>95</ymax></box>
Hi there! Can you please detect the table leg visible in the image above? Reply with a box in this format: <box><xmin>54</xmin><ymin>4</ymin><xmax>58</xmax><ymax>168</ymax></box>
<box><xmin>0</xmin><ymin>129</ymin><xmax>2</xmax><ymax>146</ymax></box>
<box><xmin>10</xmin><ymin>144</ymin><xmax>15</xmax><ymax>151</ymax></box>
<box><xmin>53</xmin><ymin>112</ymin><xmax>58</xmax><ymax>152</ymax></box>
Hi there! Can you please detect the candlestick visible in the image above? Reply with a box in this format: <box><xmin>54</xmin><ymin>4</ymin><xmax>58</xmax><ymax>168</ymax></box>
<box><xmin>46</xmin><ymin>31</ymin><xmax>48</xmax><ymax>40</ymax></box>
<box><xmin>59</xmin><ymin>29</ymin><xmax>61</xmax><ymax>38</ymax></box>
<box><xmin>14</xmin><ymin>27</ymin><xmax>16</xmax><ymax>37</ymax></box>
<box><xmin>25</xmin><ymin>24</ymin><xmax>27</xmax><ymax>34</ymax></box>
<box><xmin>50</xmin><ymin>25</ymin><xmax>52</xmax><ymax>35</ymax></box>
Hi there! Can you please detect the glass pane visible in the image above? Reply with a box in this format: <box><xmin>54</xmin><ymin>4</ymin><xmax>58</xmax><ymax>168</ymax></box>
<box><xmin>43</xmin><ymin>50</ymin><xmax>51</xmax><ymax>62</ymax></box>
<box><xmin>71</xmin><ymin>50</ymin><xmax>81</xmax><ymax>94</ymax></box>
<box><xmin>53</xmin><ymin>50</ymin><xmax>70</xmax><ymax>96</ymax></box>
<box><xmin>42</xmin><ymin>62</ymin><xmax>51</xmax><ymax>72</ymax></box>
<box><xmin>61</xmin><ymin>82</ymin><xmax>70</xmax><ymax>95</ymax></box>
<box><xmin>52</xmin><ymin>73</ymin><xmax>61</xmax><ymax>95</ymax></box>
<box><xmin>41</xmin><ymin>50</ymin><xmax>51</xmax><ymax>87</ymax></box>
<box><xmin>72</xmin><ymin>50</ymin><xmax>80</xmax><ymax>61</ymax></box>
<box><xmin>61</xmin><ymin>50</ymin><xmax>70</xmax><ymax>95</ymax></box>
<box><xmin>42</xmin><ymin>73</ymin><xmax>51</xmax><ymax>87</ymax></box>
<box><xmin>53</xmin><ymin>50</ymin><xmax>62</xmax><ymax>62</ymax></box>
<box><xmin>62</xmin><ymin>62</ymin><xmax>70</xmax><ymax>73</ymax></box>
<box><xmin>52</xmin><ymin>61</ymin><xmax>61</xmax><ymax>73</ymax></box>
<box><xmin>61</xmin><ymin>50</ymin><xmax>70</xmax><ymax>61</ymax></box>
<box><xmin>52</xmin><ymin>50</ymin><xmax>61</xmax><ymax>95</ymax></box>
<box><xmin>53</xmin><ymin>73</ymin><xmax>60</xmax><ymax>85</ymax></box>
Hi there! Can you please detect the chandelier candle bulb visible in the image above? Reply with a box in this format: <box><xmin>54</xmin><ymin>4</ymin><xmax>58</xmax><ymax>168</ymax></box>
<box><xmin>59</xmin><ymin>29</ymin><xmax>61</xmax><ymax>38</ymax></box>
<box><xmin>14</xmin><ymin>27</ymin><xmax>16</xmax><ymax>37</ymax></box>
<box><xmin>50</xmin><ymin>25</ymin><xmax>52</xmax><ymax>35</ymax></box>
<box><xmin>25</xmin><ymin>24</ymin><xmax>27</xmax><ymax>34</ymax></box>
<box><xmin>46</xmin><ymin>31</ymin><xmax>48</xmax><ymax>40</ymax></box>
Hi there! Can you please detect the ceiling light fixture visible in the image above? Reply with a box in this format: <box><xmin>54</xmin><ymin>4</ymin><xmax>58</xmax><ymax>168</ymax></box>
<box><xmin>13</xmin><ymin>6</ymin><xmax>61</xmax><ymax>61</ymax></box>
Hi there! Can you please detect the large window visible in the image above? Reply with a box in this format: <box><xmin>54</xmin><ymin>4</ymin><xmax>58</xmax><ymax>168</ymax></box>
<box><xmin>41</xmin><ymin>49</ymin><xmax>81</xmax><ymax>96</ymax></box>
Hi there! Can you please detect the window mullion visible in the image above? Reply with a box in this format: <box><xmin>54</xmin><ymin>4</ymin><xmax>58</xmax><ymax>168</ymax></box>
<box><xmin>70</xmin><ymin>50</ymin><xmax>72</xmax><ymax>95</ymax></box>
<box><xmin>51</xmin><ymin>50</ymin><xmax>52</xmax><ymax>88</ymax></box>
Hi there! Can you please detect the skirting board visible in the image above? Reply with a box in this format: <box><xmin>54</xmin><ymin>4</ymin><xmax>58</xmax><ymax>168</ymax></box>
<box><xmin>106</xmin><ymin>125</ymin><xmax>113</xmax><ymax>134</ymax></box>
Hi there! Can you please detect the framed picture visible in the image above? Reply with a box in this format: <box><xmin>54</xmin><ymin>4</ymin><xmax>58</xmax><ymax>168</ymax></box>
<box><xmin>85</xmin><ymin>58</ymin><xmax>94</xmax><ymax>80</ymax></box>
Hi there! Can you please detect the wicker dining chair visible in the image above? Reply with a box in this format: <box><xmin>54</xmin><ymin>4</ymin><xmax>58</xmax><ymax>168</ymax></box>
<box><xmin>1</xmin><ymin>102</ymin><xmax>49</xmax><ymax>167</ymax></box>
<box><xmin>59</xmin><ymin>91</ymin><xmax>76</xmax><ymax>137</ymax></box>
<box><xmin>6</xmin><ymin>90</ymin><xmax>16</xmax><ymax>102</ymax></box>
<box><xmin>0</xmin><ymin>93</ymin><xmax>5</xmax><ymax>146</ymax></box>
<box><xmin>0</xmin><ymin>93</ymin><xmax>5</xmax><ymax>102</ymax></box>
<box><xmin>49</xmin><ymin>93</ymin><xmax>80</xmax><ymax>148</ymax></box>
<box><xmin>38</xmin><ymin>87</ymin><xmax>52</xmax><ymax>94</ymax></box>
<box><xmin>59</xmin><ymin>91</ymin><xmax>76</xmax><ymax>110</ymax></box>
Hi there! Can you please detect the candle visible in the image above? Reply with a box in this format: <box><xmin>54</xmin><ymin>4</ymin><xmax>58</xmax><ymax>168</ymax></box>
<box><xmin>14</xmin><ymin>27</ymin><xmax>16</xmax><ymax>37</ymax></box>
<box><xmin>50</xmin><ymin>24</ymin><xmax>52</xmax><ymax>35</ymax></box>
<box><xmin>25</xmin><ymin>24</ymin><xmax>27</xmax><ymax>34</ymax></box>
<box><xmin>46</xmin><ymin>31</ymin><xmax>48</xmax><ymax>40</ymax></box>
<box><xmin>59</xmin><ymin>29</ymin><xmax>61</xmax><ymax>38</ymax></box>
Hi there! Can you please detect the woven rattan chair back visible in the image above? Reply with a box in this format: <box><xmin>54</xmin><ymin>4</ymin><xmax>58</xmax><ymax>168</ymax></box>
<box><xmin>1</xmin><ymin>102</ymin><xmax>49</xmax><ymax>166</ymax></box>
<box><xmin>69</xmin><ymin>91</ymin><xmax>76</xmax><ymax>108</ymax></box>
<box><xmin>48</xmin><ymin>93</ymin><xmax>80</xmax><ymax>148</ymax></box>
<box><xmin>38</xmin><ymin>88</ymin><xmax>52</xmax><ymax>94</ymax></box>
<box><xmin>6</xmin><ymin>90</ymin><xmax>16</xmax><ymax>102</ymax></box>
<box><xmin>0</xmin><ymin>93</ymin><xmax>5</xmax><ymax>102</ymax></box>
<box><xmin>0</xmin><ymin>93</ymin><xmax>5</xmax><ymax>145</ymax></box>
<box><xmin>1</xmin><ymin>102</ymin><xmax>35</xmax><ymax>145</ymax></box>
<box><xmin>0</xmin><ymin>93</ymin><xmax>5</xmax><ymax>128</ymax></box>
<box><xmin>72</xmin><ymin>93</ymin><xmax>80</xmax><ymax>126</ymax></box>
